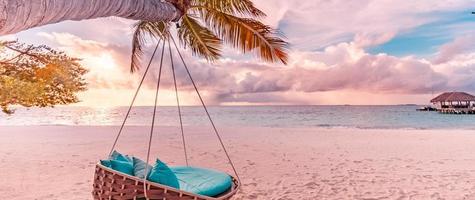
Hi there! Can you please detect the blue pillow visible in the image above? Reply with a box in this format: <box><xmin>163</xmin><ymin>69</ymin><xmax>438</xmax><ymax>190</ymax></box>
<box><xmin>110</xmin><ymin>150</ymin><xmax>133</xmax><ymax>163</ymax></box>
<box><xmin>110</xmin><ymin>159</ymin><xmax>134</xmax><ymax>176</ymax></box>
<box><xmin>133</xmin><ymin>157</ymin><xmax>153</xmax><ymax>179</ymax></box>
<box><xmin>171</xmin><ymin>166</ymin><xmax>232</xmax><ymax>197</ymax></box>
<box><xmin>100</xmin><ymin>160</ymin><xmax>112</xmax><ymax>167</ymax></box>
<box><xmin>148</xmin><ymin>159</ymin><xmax>180</xmax><ymax>189</ymax></box>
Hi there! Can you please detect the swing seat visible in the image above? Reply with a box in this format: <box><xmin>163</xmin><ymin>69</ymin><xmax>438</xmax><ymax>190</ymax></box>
<box><xmin>92</xmin><ymin>163</ymin><xmax>240</xmax><ymax>200</ymax></box>
<box><xmin>94</xmin><ymin>38</ymin><xmax>241</xmax><ymax>200</ymax></box>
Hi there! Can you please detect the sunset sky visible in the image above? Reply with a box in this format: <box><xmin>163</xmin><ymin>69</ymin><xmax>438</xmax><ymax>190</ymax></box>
<box><xmin>3</xmin><ymin>0</ymin><xmax>475</xmax><ymax>106</ymax></box>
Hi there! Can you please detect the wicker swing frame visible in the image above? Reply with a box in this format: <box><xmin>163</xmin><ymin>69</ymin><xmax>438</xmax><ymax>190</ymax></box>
<box><xmin>92</xmin><ymin>164</ymin><xmax>240</xmax><ymax>200</ymax></box>
<box><xmin>92</xmin><ymin>37</ymin><xmax>241</xmax><ymax>200</ymax></box>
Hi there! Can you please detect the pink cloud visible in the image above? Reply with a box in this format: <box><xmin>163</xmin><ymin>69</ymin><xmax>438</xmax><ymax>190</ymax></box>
<box><xmin>38</xmin><ymin>32</ymin><xmax>137</xmax><ymax>90</ymax></box>
<box><xmin>433</xmin><ymin>35</ymin><xmax>475</xmax><ymax>64</ymax></box>
<box><xmin>270</xmin><ymin>0</ymin><xmax>471</xmax><ymax>50</ymax></box>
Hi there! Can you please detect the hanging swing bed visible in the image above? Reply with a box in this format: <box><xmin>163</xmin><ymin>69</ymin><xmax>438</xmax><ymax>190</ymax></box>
<box><xmin>92</xmin><ymin>37</ymin><xmax>240</xmax><ymax>200</ymax></box>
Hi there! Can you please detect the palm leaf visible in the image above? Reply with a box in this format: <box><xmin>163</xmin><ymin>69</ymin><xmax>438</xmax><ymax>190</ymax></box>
<box><xmin>199</xmin><ymin>8</ymin><xmax>289</xmax><ymax>64</ymax></box>
<box><xmin>178</xmin><ymin>15</ymin><xmax>222</xmax><ymax>61</ymax></box>
<box><xmin>130</xmin><ymin>21</ymin><xmax>169</xmax><ymax>72</ymax></box>
<box><xmin>191</xmin><ymin>0</ymin><xmax>266</xmax><ymax>17</ymax></box>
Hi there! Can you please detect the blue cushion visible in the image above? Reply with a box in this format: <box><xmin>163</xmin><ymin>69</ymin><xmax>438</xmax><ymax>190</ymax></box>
<box><xmin>171</xmin><ymin>166</ymin><xmax>232</xmax><ymax>197</ymax></box>
<box><xmin>101</xmin><ymin>151</ymin><xmax>134</xmax><ymax>175</ymax></box>
<box><xmin>100</xmin><ymin>160</ymin><xmax>111</xmax><ymax>167</ymax></box>
<box><xmin>110</xmin><ymin>150</ymin><xmax>133</xmax><ymax>163</ymax></box>
<box><xmin>133</xmin><ymin>157</ymin><xmax>153</xmax><ymax>179</ymax></box>
<box><xmin>110</xmin><ymin>159</ymin><xmax>134</xmax><ymax>175</ymax></box>
<box><xmin>148</xmin><ymin>159</ymin><xmax>180</xmax><ymax>189</ymax></box>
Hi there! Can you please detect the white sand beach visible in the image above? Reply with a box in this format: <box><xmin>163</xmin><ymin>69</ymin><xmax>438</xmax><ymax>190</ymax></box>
<box><xmin>2</xmin><ymin>126</ymin><xmax>475</xmax><ymax>200</ymax></box>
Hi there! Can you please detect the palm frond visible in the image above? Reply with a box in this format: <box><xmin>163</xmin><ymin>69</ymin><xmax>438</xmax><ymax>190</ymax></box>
<box><xmin>200</xmin><ymin>8</ymin><xmax>289</xmax><ymax>64</ymax></box>
<box><xmin>191</xmin><ymin>0</ymin><xmax>266</xmax><ymax>17</ymax></box>
<box><xmin>130</xmin><ymin>21</ymin><xmax>170</xmax><ymax>73</ymax></box>
<box><xmin>178</xmin><ymin>15</ymin><xmax>222</xmax><ymax>61</ymax></box>
<box><xmin>130</xmin><ymin>23</ymin><xmax>146</xmax><ymax>73</ymax></box>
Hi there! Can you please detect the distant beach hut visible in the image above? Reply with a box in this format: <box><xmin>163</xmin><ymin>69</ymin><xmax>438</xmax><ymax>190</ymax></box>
<box><xmin>430</xmin><ymin>92</ymin><xmax>475</xmax><ymax>114</ymax></box>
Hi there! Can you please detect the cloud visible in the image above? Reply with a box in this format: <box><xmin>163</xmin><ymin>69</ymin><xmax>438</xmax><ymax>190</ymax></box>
<box><xmin>432</xmin><ymin>52</ymin><xmax>475</xmax><ymax>91</ymax></box>
<box><xmin>38</xmin><ymin>32</ymin><xmax>137</xmax><ymax>89</ymax></box>
<box><xmin>270</xmin><ymin>0</ymin><xmax>472</xmax><ymax>50</ymax></box>
<box><xmin>209</xmin><ymin>39</ymin><xmax>475</xmax><ymax>104</ymax></box>
<box><xmin>433</xmin><ymin>35</ymin><xmax>475</xmax><ymax>64</ymax></box>
<box><xmin>295</xmin><ymin>57</ymin><xmax>445</xmax><ymax>94</ymax></box>
<box><xmin>290</xmin><ymin>43</ymin><xmax>447</xmax><ymax>93</ymax></box>
<box><xmin>212</xmin><ymin>42</ymin><xmax>449</xmax><ymax>103</ymax></box>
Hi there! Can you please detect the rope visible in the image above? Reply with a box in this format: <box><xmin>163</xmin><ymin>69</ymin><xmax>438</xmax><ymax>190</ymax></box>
<box><xmin>168</xmin><ymin>38</ymin><xmax>189</xmax><ymax>166</ymax></box>
<box><xmin>108</xmin><ymin>39</ymin><xmax>162</xmax><ymax>158</ymax></box>
<box><xmin>143</xmin><ymin>41</ymin><xmax>166</xmax><ymax>198</ymax></box>
<box><xmin>170</xmin><ymin>36</ymin><xmax>241</xmax><ymax>182</ymax></box>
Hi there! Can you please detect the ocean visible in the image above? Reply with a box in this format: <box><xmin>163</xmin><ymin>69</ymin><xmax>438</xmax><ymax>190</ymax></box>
<box><xmin>1</xmin><ymin>105</ymin><xmax>475</xmax><ymax>129</ymax></box>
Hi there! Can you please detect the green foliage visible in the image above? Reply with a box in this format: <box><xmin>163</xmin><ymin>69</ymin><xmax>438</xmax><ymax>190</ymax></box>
<box><xmin>178</xmin><ymin>15</ymin><xmax>222</xmax><ymax>61</ymax></box>
<box><xmin>199</xmin><ymin>7</ymin><xmax>288</xmax><ymax>64</ymax></box>
<box><xmin>193</xmin><ymin>0</ymin><xmax>266</xmax><ymax>17</ymax></box>
<box><xmin>130</xmin><ymin>0</ymin><xmax>289</xmax><ymax>72</ymax></box>
<box><xmin>131</xmin><ymin>21</ymin><xmax>170</xmax><ymax>72</ymax></box>
<box><xmin>0</xmin><ymin>41</ymin><xmax>87</xmax><ymax>114</ymax></box>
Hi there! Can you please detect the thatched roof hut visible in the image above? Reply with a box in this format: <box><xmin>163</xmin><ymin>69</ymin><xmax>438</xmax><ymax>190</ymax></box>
<box><xmin>430</xmin><ymin>92</ymin><xmax>475</xmax><ymax>103</ymax></box>
<box><xmin>429</xmin><ymin>92</ymin><xmax>475</xmax><ymax>114</ymax></box>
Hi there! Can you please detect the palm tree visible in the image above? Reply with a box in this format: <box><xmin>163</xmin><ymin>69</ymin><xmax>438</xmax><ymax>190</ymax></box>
<box><xmin>1</xmin><ymin>0</ymin><xmax>288</xmax><ymax>68</ymax></box>
<box><xmin>130</xmin><ymin>0</ymin><xmax>288</xmax><ymax>72</ymax></box>
<box><xmin>0</xmin><ymin>0</ymin><xmax>182</xmax><ymax>35</ymax></box>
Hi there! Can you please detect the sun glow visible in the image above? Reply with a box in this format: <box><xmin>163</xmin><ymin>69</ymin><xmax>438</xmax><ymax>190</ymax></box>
<box><xmin>94</xmin><ymin>53</ymin><xmax>117</xmax><ymax>70</ymax></box>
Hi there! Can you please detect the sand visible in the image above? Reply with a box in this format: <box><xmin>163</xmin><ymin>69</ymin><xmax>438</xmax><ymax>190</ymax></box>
<box><xmin>2</xmin><ymin>126</ymin><xmax>475</xmax><ymax>200</ymax></box>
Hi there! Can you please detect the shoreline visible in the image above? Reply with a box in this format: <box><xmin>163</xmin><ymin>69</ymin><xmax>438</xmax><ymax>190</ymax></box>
<box><xmin>4</xmin><ymin>124</ymin><xmax>475</xmax><ymax>131</ymax></box>
<box><xmin>4</xmin><ymin>105</ymin><xmax>475</xmax><ymax>131</ymax></box>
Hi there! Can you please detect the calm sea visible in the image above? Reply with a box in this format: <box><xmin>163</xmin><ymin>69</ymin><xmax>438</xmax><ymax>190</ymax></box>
<box><xmin>1</xmin><ymin>105</ymin><xmax>475</xmax><ymax>129</ymax></box>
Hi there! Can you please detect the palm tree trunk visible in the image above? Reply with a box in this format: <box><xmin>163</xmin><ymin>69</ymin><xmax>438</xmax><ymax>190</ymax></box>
<box><xmin>0</xmin><ymin>0</ymin><xmax>181</xmax><ymax>35</ymax></box>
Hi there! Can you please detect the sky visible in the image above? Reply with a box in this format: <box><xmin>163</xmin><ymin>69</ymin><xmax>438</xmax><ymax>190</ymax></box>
<box><xmin>3</xmin><ymin>0</ymin><xmax>475</xmax><ymax>106</ymax></box>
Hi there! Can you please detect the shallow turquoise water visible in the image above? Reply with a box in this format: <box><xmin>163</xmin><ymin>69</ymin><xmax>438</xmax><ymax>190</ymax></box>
<box><xmin>2</xmin><ymin>105</ymin><xmax>475</xmax><ymax>129</ymax></box>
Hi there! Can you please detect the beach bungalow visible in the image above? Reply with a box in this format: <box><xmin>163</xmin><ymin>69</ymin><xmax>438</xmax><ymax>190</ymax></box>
<box><xmin>430</xmin><ymin>92</ymin><xmax>475</xmax><ymax>114</ymax></box>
